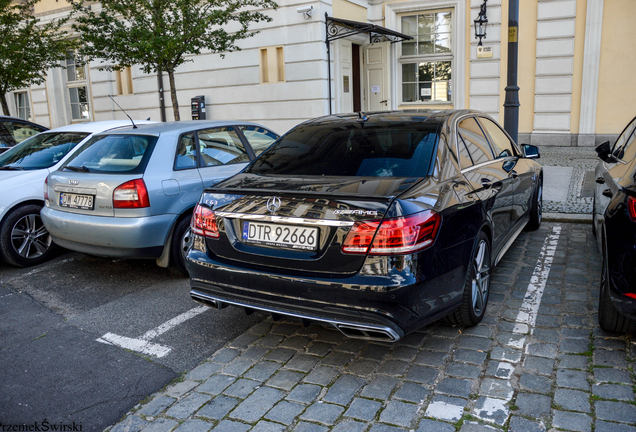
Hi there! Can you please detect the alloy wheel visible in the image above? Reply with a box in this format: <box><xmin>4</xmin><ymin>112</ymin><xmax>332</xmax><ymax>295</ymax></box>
<box><xmin>11</xmin><ymin>213</ymin><xmax>52</xmax><ymax>259</ymax></box>
<box><xmin>537</xmin><ymin>184</ymin><xmax>543</xmax><ymax>223</ymax></box>
<box><xmin>471</xmin><ymin>239</ymin><xmax>490</xmax><ymax>316</ymax></box>
<box><xmin>181</xmin><ymin>227</ymin><xmax>193</xmax><ymax>259</ymax></box>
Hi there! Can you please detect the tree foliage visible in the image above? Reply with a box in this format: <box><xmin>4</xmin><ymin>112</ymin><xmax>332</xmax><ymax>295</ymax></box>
<box><xmin>72</xmin><ymin>0</ymin><xmax>277</xmax><ymax>120</ymax></box>
<box><xmin>0</xmin><ymin>0</ymin><xmax>76</xmax><ymax>116</ymax></box>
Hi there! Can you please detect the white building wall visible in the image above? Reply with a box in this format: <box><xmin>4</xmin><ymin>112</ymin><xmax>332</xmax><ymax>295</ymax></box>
<box><xmin>469</xmin><ymin>0</ymin><xmax>502</xmax><ymax>119</ymax></box>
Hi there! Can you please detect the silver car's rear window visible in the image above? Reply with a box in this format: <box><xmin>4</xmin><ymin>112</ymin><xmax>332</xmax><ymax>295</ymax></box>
<box><xmin>64</xmin><ymin>134</ymin><xmax>157</xmax><ymax>174</ymax></box>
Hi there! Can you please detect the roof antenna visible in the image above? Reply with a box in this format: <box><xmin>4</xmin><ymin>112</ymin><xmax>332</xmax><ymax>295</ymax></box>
<box><xmin>108</xmin><ymin>95</ymin><xmax>137</xmax><ymax>129</ymax></box>
<box><xmin>357</xmin><ymin>111</ymin><xmax>368</xmax><ymax>122</ymax></box>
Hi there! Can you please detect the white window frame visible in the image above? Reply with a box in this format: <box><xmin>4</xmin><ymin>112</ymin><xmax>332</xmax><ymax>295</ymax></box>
<box><xmin>14</xmin><ymin>91</ymin><xmax>31</xmax><ymax>121</ymax></box>
<box><xmin>385</xmin><ymin>0</ymin><xmax>465</xmax><ymax>109</ymax></box>
<box><xmin>65</xmin><ymin>52</ymin><xmax>92</xmax><ymax>122</ymax></box>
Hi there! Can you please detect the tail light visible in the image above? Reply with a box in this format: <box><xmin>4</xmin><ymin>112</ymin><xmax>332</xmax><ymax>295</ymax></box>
<box><xmin>44</xmin><ymin>177</ymin><xmax>48</xmax><ymax>201</ymax></box>
<box><xmin>342</xmin><ymin>210</ymin><xmax>441</xmax><ymax>255</ymax></box>
<box><xmin>113</xmin><ymin>179</ymin><xmax>150</xmax><ymax>208</ymax></box>
<box><xmin>628</xmin><ymin>196</ymin><xmax>636</xmax><ymax>222</ymax></box>
<box><xmin>191</xmin><ymin>204</ymin><xmax>219</xmax><ymax>238</ymax></box>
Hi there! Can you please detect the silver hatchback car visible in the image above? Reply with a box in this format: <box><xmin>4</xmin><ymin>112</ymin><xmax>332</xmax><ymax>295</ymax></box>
<box><xmin>41</xmin><ymin>120</ymin><xmax>279</xmax><ymax>274</ymax></box>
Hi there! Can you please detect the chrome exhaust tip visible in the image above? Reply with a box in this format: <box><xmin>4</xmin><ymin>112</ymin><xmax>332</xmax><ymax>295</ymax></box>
<box><xmin>336</xmin><ymin>324</ymin><xmax>398</xmax><ymax>342</ymax></box>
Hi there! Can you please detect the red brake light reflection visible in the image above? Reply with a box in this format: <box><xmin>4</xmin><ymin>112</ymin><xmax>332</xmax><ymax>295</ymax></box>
<box><xmin>628</xmin><ymin>196</ymin><xmax>636</xmax><ymax>222</ymax></box>
<box><xmin>342</xmin><ymin>210</ymin><xmax>441</xmax><ymax>256</ymax></box>
<box><xmin>191</xmin><ymin>204</ymin><xmax>219</xmax><ymax>238</ymax></box>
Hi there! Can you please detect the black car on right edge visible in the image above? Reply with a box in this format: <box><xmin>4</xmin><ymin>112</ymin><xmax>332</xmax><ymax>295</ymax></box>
<box><xmin>593</xmin><ymin>115</ymin><xmax>636</xmax><ymax>333</ymax></box>
<box><xmin>186</xmin><ymin>110</ymin><xmax>543</xmax><ymax>341</ymax></box>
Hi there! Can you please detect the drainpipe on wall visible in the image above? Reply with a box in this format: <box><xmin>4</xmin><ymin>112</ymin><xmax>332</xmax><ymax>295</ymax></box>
<box><xmin>503</xmin><ymin>0</ymin><xmax>520</xmax><ymax>144</ymax></box>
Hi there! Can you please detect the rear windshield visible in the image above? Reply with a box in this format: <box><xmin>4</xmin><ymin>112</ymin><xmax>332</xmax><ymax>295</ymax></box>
<box><xmin>246</xmin><ymin>122</ymin><xmax>439</xmax><ymax>177</ymax></box>
<box><xmin>64</xmin><ymin>134</ymin><xmax>157</xmax><ymax>174</ymax></box>
<box><xmin>0</xmin><ymin>132</ymin><xmax>89</xmax><ymax>170</ymax></box>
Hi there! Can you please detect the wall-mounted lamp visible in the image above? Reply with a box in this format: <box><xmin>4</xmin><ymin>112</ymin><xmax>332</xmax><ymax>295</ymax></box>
<box><xmin>473</xmin><ymin>0</ymin><xmax>488</xmax><ymax>46</ymax></box>
<box><xmin>297</xmin><ymin>5</ymin><xmax>313</xmax><ymax>19</ymax></box>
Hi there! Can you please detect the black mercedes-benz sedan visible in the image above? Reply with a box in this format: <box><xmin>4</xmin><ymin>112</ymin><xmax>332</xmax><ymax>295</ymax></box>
<box><xmin>593</xmin><ymin>115</ymin><xmax>636</xmax><ymax>333</ymax></box>
<box><xmin>186</xmin><ymin>110</ymin><xmax>543</xmax><ymax>341</ymax></box>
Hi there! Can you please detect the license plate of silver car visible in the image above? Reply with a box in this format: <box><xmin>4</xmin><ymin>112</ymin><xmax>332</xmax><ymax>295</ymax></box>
<box><xmin>242</xmin><ymin>221</ymin><xmax>318</xmax><ymax>251</ymax></box>
<box><xmin>59</xmin><ymin>192</ymin><xmax>95</xmax><ymax>210</ymax></box>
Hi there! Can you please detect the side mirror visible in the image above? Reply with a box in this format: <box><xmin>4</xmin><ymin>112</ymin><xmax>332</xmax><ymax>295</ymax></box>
<box><xmin>595</xmin><ymin>141</ymin><xmax>617</xmax><ymax>163</ymax></box>
<box><xmin>521</xmin><ymin>144</ymin><xmax>540</xmax><ymax>159</ymax></box>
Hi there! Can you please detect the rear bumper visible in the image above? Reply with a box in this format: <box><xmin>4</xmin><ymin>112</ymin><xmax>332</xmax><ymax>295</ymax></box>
<box><xmin>41</xmin><ymin>207</ymin><xmax>175</xmax><ymax>258</ymax></box>
<box><xmin>186</xmin><ymin>246</ymin><xmax>467</xmax><ymax>341</ymax></box>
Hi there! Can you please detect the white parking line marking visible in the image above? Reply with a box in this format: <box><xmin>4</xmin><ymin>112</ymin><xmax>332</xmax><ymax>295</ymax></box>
<box><xmin>97</xmin><ymin>333</ymin><xmax>172</xmax><ymax>358</ymax></box>
<box><xmin>21</xmin><ymin>257</ymin><xmax>77</xmax><ymax>277</ymax></box>
<box><xmin>473</xmin><ymin>226</ymin><xmax>561</xmax><ymax>426</ymax></box>
<box><xmin>96</xmin><ymin>305</ymin><xmax>209</xmax><ymax>358</ymax></box>
<box><xmin>512</xmin><ymin>225</ymin><xmax>561</xmax><ymax>335</ymax></box>
<box><xmin>141</xmin><ymin>305</ymin><xmax>209</xmax><ymax>340</ymax></box>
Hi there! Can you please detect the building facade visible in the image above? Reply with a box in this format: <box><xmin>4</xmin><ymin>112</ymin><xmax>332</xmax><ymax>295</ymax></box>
<box><xmin>5</xmin><ymin>0</ymin><xmax>635</xmax><ymax>146</ymax></box>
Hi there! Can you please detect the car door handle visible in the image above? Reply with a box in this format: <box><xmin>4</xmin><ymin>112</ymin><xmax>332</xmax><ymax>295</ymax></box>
<box><xmin>596</xmin><ymin>177</ymin><xmax>605</xmax><ymax>184</ymax></box>
<box><xmin>602</xmin><ymin>189</ymin><xmax>613</xmax><ymax>198</ymax></box>
<box><xmin>481</xmin><ymin>178</ymin><xmax>492</xmax><ymax>189</ymax></box>
<box><xmin>508</xmin><ymin>170</ymin><xmax>518</xmax><ymax>179</ymax></box>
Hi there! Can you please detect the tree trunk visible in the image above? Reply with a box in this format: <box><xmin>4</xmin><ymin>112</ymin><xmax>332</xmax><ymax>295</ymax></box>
<box><xmin>167</xmin><ymin>69</ymin><xmax>180</xmax><ymax>121</ymax></box>
<box><xmin>0</xmin><ymin>93</ymin><xmax>10</xmax><ymax>116</ymax></box>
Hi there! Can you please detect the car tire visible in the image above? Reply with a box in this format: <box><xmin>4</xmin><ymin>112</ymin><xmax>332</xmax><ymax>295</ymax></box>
<box><xmin>598</xmin><ymin>239</ymin><xmax>636</xmax><ymax>333</ymax></box>
<box><xmin>592</xmin><ymin>194</ymin><xmax>597</xmax><ymax>237</ymax></box>
<box><xmin>525</xmin><ymin>177</ymin><xmax>542</xmax><ymax>231</ymax></box>
<box><xmin>0</xmin><ymin>204</ymin><xmax>57</xmax><ymax>267</ymax></box>
<box><xmin>170</xmin><ymin>216</ymin><xmax>193</xmax><ymax>277</ymax></box>
<box><xmin>445</xmin><ymin>231</ymin><xmax>491</xmax><ymax>326</ymax></box>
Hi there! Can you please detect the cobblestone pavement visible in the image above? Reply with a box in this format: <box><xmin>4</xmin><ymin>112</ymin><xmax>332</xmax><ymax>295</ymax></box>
<box><xmin>540</xmin><ymin>147</ymin><xmax>598</xmax><ymax>215</ymax></box>
<box><xmin>109</xmin><ymin>222</ymin><xmax>636</xmax><ymax>432</ymax></box>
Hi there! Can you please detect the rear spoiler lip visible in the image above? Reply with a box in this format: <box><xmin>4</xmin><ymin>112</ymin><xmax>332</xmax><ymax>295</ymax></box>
<box><xmin>203</xmin><ymin>187</ymin><xmax>397</xmax><ymax>202</ymax></box>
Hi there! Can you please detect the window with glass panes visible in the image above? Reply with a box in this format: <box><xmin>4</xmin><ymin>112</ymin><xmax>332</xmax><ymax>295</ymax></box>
<box><xmin>14</xmin><ymin>92</ymin><xmax>30</xmax><ymax>121</ymax></box>
<box><xmin>66</xmin><ymin>52</ymin><xmax>90</xmax><ymax>121</ymax></box>
<box><xmin>400</xmin><ymin>10</ymin><xmax>452</xmax><ymax>104</ymax></box>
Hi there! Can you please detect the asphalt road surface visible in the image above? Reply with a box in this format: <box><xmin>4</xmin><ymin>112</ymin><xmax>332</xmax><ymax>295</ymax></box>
<box><xmin>0</xmin><ymin>252</ymin><xmax>264</xmax><ymax>430</ymax></box>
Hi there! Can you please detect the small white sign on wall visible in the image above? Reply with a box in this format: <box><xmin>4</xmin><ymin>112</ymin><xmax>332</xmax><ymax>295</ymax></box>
<box><xmin>421</xmin><ymin>88</ymin><xmax>432</xmax><ymax>97</ymax></box>
<box><xmin>371</xmin><ymin>85</ymin><xmax>380</xmax><ymax>94</ymax></box>
<box><xmin>477</xmin><ymin>46</ymin><xmax>493</xmax><ymax>58</ymax></box>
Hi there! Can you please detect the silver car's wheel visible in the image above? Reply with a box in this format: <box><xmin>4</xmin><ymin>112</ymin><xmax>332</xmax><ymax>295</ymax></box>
<box><xmin>0</xmin><ymin>204</ymin><xmax>57</xmax><ymax>267</ymax></box>
<box><xmin>181</xmin><ymin>227</ymin><xmax>193</xmax><ymax>259</ymax></box>
<box><xmin>170</xmin><ymin>216</ymin><xmax>192</xmax><ymax>277</ymax></box>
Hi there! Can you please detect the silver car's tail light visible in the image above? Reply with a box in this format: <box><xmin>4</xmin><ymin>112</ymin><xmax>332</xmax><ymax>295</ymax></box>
<box><xmin>342</xmin><ymin>210</ymin><xmax>441</xmax><ymax>256</ymax></box>
<box><xmin>192</xmin><ymin>204</ymin><xmax>219</xmax><ymax>239</ymax></box>
<box><xmin>43</xmin><ymin>177</ymin><xmax>48</xmax><ymax>201</ymax></box>
<box><xmin>113</xmin><ymin>179</ymin><xmax>150</xmax><ymax>208</ymax></box>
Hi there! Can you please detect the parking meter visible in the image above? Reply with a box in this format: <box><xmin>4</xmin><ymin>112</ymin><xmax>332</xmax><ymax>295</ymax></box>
<box><xmin>191</xmin><ymin>95</ymin><xmax>206</xmax><ymax>120</ymax></box>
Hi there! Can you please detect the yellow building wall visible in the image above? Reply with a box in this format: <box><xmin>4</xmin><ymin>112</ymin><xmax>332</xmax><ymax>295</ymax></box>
<box><xmin>570</xmin><ymin>0</ymin><xmax>587</xmax><ymax>134</ymax></box>
<box><xmin>518</xmin><ymin>0</ymin><xmax>537</xmax><ymax>134</ymax></box>
<box><xmin>333</xmin><ymin>0</ymin><xmax>368</xmax><ymax>22</ymax></box>
<box><xmin>596</xmin><ymin>0</ymin><xmax>636</xmax><ymax>134</ymax></box>
<box><xmin>34</xmin><ymin>0</ymin><xmax>69</xmax><ymax>15</ymax></box>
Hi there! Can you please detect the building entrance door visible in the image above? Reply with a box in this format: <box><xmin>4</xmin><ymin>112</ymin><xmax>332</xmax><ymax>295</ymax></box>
<box><xmin>363</xmin><ymin>42</ymin><xmax>390</xmax><ymax>111</ymax></box>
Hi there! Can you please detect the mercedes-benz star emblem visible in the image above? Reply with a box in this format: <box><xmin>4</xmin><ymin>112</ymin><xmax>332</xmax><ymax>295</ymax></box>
<box><xmin>266</xmin><ymin>196</ymin><xmax>282</xmax><ymax>213</ymax></box>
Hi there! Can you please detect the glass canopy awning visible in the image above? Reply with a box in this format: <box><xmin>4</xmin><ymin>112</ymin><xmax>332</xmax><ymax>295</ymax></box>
<box><xmin>324</xmin><ymin>14</ymin><xmax>412</xmax><ymax>114</ymax></box>
<box><xmin>325</xmin><ymin>15</ymin><xmax>413</xmax><ymax>44</ymax></box>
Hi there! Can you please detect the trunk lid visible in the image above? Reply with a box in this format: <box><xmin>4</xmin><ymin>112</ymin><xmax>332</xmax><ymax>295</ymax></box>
<box><xmin>199</xmin><ymin>175</ymin><xmax>423</xmax><ymax>274</ymax></box>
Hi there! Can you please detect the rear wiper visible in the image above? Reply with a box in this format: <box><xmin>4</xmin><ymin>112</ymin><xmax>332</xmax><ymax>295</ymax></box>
<box><xmin>64</xmin><ymin>165</ymin><xmax>90</xmax><ymax>172</ymax></box>
<box><xmin>0</xmin><ymin>166</ymin><xmax>25</xmax><ymax>170</ymax></box>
